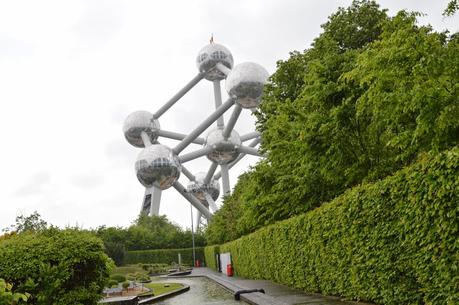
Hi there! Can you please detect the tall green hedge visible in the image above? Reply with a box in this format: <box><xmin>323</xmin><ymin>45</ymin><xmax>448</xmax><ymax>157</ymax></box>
<box><xmin>204</xmin><ymin>245</ymin><xmax>220</xmax><ymax>270</ymax></box>
<box><xmin>125</xmin><ymin>247</ymin><xmax>205</xmax><ymax>266</ymax></box>
<box><xmin>208</xmin><ymin>147</ymin><xmax>459</xmax><ymax>305</ymax></box>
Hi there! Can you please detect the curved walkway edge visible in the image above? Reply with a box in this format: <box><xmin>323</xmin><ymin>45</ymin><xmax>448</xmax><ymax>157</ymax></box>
<box><xmin>186</xmin><ymin>268</ymin><xmax>375</xmax><ymax>305</ymax></box>
<box><xmin>138</xmin><ymin>285</ymin><xmax>190</xmax><ymax>304</ymax></box>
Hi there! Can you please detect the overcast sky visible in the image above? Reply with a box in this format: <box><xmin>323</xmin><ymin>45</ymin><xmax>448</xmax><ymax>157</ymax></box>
<box><xmin>0</xmin><ymin>0</ymin><xmax>456</xmax><ymax>231</ymax></box>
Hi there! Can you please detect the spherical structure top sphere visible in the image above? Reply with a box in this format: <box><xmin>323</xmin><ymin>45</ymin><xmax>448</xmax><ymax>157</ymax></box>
<box><xmin>187</xmin><ymin>172</ymin><xmax>220</xmax><ymax>201</ymax></box>
<box><xmin>196</xmin><ymin>43</ymin><xmax>233</xmax><ymax>81</ymax></box>
<box><xmin>123</xmin><ymin>111</ymin><xmax>160</xmax><ymax>147</ymax></box>
<box><xmin>226</xmin><ymin>62</ymin><xmax>269</xmax><ymax>109</ymax></box>
<box><xmin>135</xmin><ymin>144</ymin><xmax>181</xmax><ymax>190</ymax></box>
<box><xmin>205</xmin><ymin>128</ymin><xmax>241</xmax><ymax>165</ymax></box>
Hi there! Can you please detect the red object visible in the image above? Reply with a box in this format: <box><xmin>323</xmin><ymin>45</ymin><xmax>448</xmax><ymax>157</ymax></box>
<box><xmin>226</xmin><ymin>264</ymin><xmax>233</xmax><ymax>277</ymax></box>
<box><xmin>195</xmin><ymin>260</ymin><xmax>201</xmax><ymax>267</ymax></box>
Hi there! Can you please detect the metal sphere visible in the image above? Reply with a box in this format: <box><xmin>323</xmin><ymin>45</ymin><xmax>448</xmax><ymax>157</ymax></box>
<box><xmin>135</xmin><ymin>144</ymin><xmax>181</xmax><ymax>190</ymax></box>
<box><xmin>225</xmin><ymin>62</ymin><xmax>269</xmax><ymax>109</ymax></box>
<box><xmin>196</xmin><ymin>43</ymin><xmax>233</xmax><ymax>81</ymax></box>
<box><xmin>205</xmin><ymin>128</ymin><xmax>241</xmax><ymax>165</ymax></box>
<box><xmin>123</xmin><ymin>111</ymin><xmax>160</xmax><ymax>148</ymax></box>
<box><xmin>187</xmin><ymin>172</ymin><xmax>220</xmax><ymax>201</ymax></box>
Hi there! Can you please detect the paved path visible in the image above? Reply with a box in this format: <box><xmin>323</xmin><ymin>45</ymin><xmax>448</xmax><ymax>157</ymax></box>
<box><xmin>184</xmin><ymin>268</ymin><xmax>374</xmax><ymax>305</ymax></box>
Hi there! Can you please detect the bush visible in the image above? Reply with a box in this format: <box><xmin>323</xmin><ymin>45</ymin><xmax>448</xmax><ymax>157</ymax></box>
<box><xmin>208</xmin><ymin>147</ymin><xmax>459</xmax><ymax>305</ymax></box>
<box><xmin>125</xmin><ymin>247</ymin><xmax>205</xmax><ymax>266</ymax></box>
<box><xmin>108</xmin><ymin>280</ymin><xmax>118</xmax><ymax>288</ymax></box>
<box><xmin>110</xmin><ymin>274</ymin><xmax>126</xmax><ymax>283</ymax></box>
<box><xmin>121</xmin><ymin>282</ymin><xmax>130</xmax><ymax>290</ymax></box>
<box><xmin>0</xmin><ymin>278</ymin><xmax>29</xmax><ymax>304</ymax></box>
<box><xmin>0</xmin><ymin>228</ymin><xmax>113</xmax><ymax>305</ymax></box>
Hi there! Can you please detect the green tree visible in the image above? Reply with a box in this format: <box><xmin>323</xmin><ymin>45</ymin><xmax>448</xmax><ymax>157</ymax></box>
<box><xmin>3</xmin><ymin>212</ymin><xmax>47</xmax><ymax>233</ymax></box>
<box><xmin>206</xmin><ymin>0</ymin><xmax>459</xmax><ymax>244</ymax></box>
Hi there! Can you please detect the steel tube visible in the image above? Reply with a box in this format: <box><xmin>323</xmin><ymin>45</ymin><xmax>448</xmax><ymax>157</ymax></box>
<box><xmin>154</xmin><ymin>73</ymin><xmax>204</xmax><ymax>119</ymax></box>
<box><xmin>237</xmin><ymin>145</ymin><xmax>261</xmax><ymax>157</ymax></box>
<box><xmin>214</xmin><ymin>137</ymin><xmax>260</xmax><ymax>179</ymax></box>
<box><xmin>204</xmin><ymin>162</ymin><xmax>218</xmax><ymax>184</ymax></box>
<box><xmin>213</xmin><ymin>81</ymin><xmax>225</xmax><ymax>128</ymax></box>
<box><xmin>181</xmin><ymin>165</ymin><xmax>195</xmax><ymax>181</ymax></box>
<box><xmin>173</xmin><ymin>181</ymin><xmax>212</xmax><ymax>219</ymax></box>
<box><xmin>204</xmin><ymin>193</ymin><xmax>218</xmax><ymax>213</ymax></box>
<box><xmin>216</xmin><ymin>63</ymin><xmax>231</xmax><ymax>76</ymax></box>
<box><xmin>173</xmin><ymin>98</ymin><xmax>235</xmax><ymax>154</ymax></box>
<box><xmin>220</xmin><ymin>164</ymin><xmax>231</xmax><ymax>195</ymax></box>
<box><xmin>179</xmin><ymin>146</ymin><xmax>214</xmax><ymax>163</ymax></box>
<box><xmin>240</xmin><ymin>131</ymin><xmax>260</xmax><ymax>142</ymax></box>
<box><xmin>141</xmin><ymin>131</ymin><xmax>152</xmax><ymax>147</ymax></box>
<box><xmin>157</xmin><ymin>130</ymin><xmax>205</xmax><ymax>145</ymax></box>
<box><xmin>223</xmin><ymin>104</ymin><xmax>242</xmax><ymax>139</ymax></box>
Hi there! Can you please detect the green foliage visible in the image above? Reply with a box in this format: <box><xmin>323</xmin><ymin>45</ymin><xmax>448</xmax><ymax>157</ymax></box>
<box><xmin>203</xmin><ymin>246</ymin><xmax>219</xmax><ymax>271</ymax></box>
<box><xmin>208</xmin><ymin>147</ymin><xmax>459</xmax><ymax>305</ymax></box>
<box><xmin>0</xmin><ymin>279</ymin><xmax>29</xmax><ymax>305</ymax></box>
<box><xmin>107</xmin><ymin>280</ymin><xmax>118</xmax><ymax>288</ymax></box>
<box><xmin>444</xmin><ymin>0</ymin><xmax>458</xmax><ymax>16</ymax></box>
<box><xmin>95</xmin><ymin>215</ymin><xmax>206</xmax><ymax>264</ymax></box>
<box><xmin>207</xmin><ymin>0</ymin><xmax>459</xmax><ymax>244</ymax></box>
<box><xmin>121</xmin><ymin>282</ymin><xmax>129</xmax><ymax>290</ymax></box>
<box><xmin>109</xmin><ymin>274</ymin><xmax>126</xmax><ymax>283</ymax></box>
<box><xmin>0</xmin><ymin>229</ymin><xmax>113</xmax><ymax>305</ymax></box>
<box><xmin>3</xmin><ymin>212</ymin><xmax>47</xmax><ymax>234</ymax></box>
<box><xmin>125</xmin><ymin>247</ymin><xmax>205</xmax><ymax>266</ymax></box>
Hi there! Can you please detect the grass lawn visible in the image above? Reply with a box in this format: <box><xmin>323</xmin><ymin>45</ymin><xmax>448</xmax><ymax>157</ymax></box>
<box><xmin>141</xmin><ymin>282</ymin><xmax>184</xmax><ymax>296</ymax></box>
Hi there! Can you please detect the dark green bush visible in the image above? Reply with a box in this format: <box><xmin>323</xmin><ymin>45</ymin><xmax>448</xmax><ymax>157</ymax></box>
<box><xmin>125</xmin><ymin>247</ymin><xmax>205</xmax><ymax>266</ymax></box>
<box><xmin>108</xmin><ymin>280</ymin><xmax>118</xmax><ymax>288</ymax></box>
<box><xmin>0</xmin><ymin>228</ymin><xmax>113</xmax><ymax>305</ymax></box>
<box><xmin>110</xmin><ymin>274</ymin><xmax>126</xmax><ymax>283</ymax></box>
<box><xmin>208</xmin><ymin>147</ymin><xmax>459</xmax><ymax>305</ymax></box>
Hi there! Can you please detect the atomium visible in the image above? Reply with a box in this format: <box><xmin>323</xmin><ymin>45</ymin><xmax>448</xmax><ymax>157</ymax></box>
<box><xmin>196</xmin><ymin>43</ymin><xmax>233</xmax><ymax>81</ymax></box>
<box><xmin>123</xmin><ymin>111</ymin><xmax>160</xmax><ymax>147</ymax></box>
<box><xmin>187</xmin><ymin>172</ymin><xmax>220</xmax><ymax>202</ymax></box>
<box><xmin>135</xmin><ymin>144</ymin><xmax>181</xmax><ymax>190</ymax></box>
<box><xmin>226</xmin><ymin>62</ymin><xmax>270</xmax><ymax>109</ymax></box>
<box><xmin>123</xmin><ymin>39</ymin><xmax>267</xmax><ymax>228</ymax></box>
<box><xmin>205</xmin><ymin>128</ymin><xmax>241</xmax><ymax>165</ymax></box>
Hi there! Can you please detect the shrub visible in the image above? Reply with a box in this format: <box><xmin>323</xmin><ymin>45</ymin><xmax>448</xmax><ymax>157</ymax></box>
<box><xmin>0</xmin><ymin>278</ymin><xmax>29</xmax><ymax>304</ymax></box>
<box><xmin>204</xmin><ymin>246</ymin><xmax>219</xmax><ymax>270</ymax></box>
<box><xmin>108</xmin><ymin>280</ymin><xmax>118</xmax><ymax>288</ymax></box>
<box><xmin>125</xmin><ymin>247</ymin><xmax>205</xmax><ymax>266</ymax></box>
<box><xmin>110</xmin><ymin>274</ymin><xmax>126</xmax><ymax>283</ymax></box>
<box><xmin>0</xmin><ymin>228</ymin><xmax>113</xmax><ymax>305</ymax></box>
<box><xmin>121</xmin><ymin>282</ymin><xmax>130</xmax><ymax>290</ymax></box>
<box><xmin>208</xmin><ymin>147</ymin><xmax>459</xmax><ymax>305</ymax></box>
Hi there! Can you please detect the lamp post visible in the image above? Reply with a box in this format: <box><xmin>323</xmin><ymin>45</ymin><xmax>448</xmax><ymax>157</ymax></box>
<box><xmin>190</xmin><ymin>204</ymin><xmax>196</xmax><ymax>267</ymax></box>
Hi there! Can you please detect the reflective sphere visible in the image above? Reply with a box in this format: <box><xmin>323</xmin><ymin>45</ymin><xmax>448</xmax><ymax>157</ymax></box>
<box><xmin>135</xmin><ymin>144</ymin><xmax>181</xmax><ymax>190</ymax></box>
<box><xmin>196</xmin><ymin>43</ymin><xmax>233</xmax><ymax>81</ymax></box>
<box><xmin>226</xmin><ymin>62</ymin><xmax>269</xmax><ymax>109</ymax></box>
<box><xmin>205</xmin><ymin>128</ymin><xmax>241</xmax><ymax>164</ymax></box>
<box><xmin>123</xmin><ymin>111</ymin><xmax>160</xmax><ymax>147</ymax></box>
<box><xmin>187</xmin><ymin>172</ymin><xmax>220</xmax><ymax>201</ymax></box>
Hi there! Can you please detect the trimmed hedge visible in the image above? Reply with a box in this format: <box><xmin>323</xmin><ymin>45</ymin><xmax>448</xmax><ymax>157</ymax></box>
<box><xmin>204</xmin><ymin>245</ymin><xmax>220</xmax><ymax>270</ymax></box>
<box><xmin>208</xmin><ymin>147</ymin><xmax>459</xmax><ymax>305</ymax></box>
<box><xmin>125</xmin><ymin>247</ymin><xmax>205</xmax><ymax>266</ymax></box>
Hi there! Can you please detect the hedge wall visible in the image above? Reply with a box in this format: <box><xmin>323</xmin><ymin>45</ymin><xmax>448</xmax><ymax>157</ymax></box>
<box><xmin>125</xmin><ymin>247</ymin><xmax>205</xmax><ymax>266</ymax></box>
<box><xmin>204</xmin><ymin>245</ymin><xmax>220</xmax><ymax>270</ymax></box>
<box><xmin>208</xmin><ymin>147</ymin><xmax>459</xmax><ymax>305</ymax></box>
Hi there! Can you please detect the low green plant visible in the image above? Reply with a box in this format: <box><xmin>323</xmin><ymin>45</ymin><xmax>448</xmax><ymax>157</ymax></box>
<box><xmin>125</xmin><ymin>247</ymin><xmax>205</xmax><ymax>265</ymax></box>
<box><xmin>0</xmin><ymin>279</ymin><xmax>29</xmax><ymax>304</ymax></box>
<box><xmin>121</xmin><ymin>282</ymin><xmax>130</xmax><ymax>290</ymax></box>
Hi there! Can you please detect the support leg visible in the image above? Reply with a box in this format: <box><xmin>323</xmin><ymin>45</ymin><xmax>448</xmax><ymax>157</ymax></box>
<box><xmin>220</xmin><ymin>164</ymin><xmax>231</xmax><ymax>196</ymax></box>
<box><xmin>213</xmin><ymin>81</ymin><xmax>224</xmax><ymax>128</ymax></box>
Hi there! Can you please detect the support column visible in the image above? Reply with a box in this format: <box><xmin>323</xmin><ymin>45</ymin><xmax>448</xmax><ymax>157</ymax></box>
<box><xmin>220</xmin><ymin>164</ymin><xmax>231</xmax><ymax>195</ymax></box>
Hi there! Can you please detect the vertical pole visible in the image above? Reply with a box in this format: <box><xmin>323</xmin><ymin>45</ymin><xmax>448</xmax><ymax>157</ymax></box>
<box><xmin>190</xmin><ymin>204</ymin><xmax>196</xmax><ymax>267</ymax></box>
<box><xmin>220</xmin><ymin>164</ymin><xmax>231</xmax><ymax>195</ymax></box>
<box><xmin>213</xmin><ymin>81</ymin><xmax>225</xmax><ymax>128</ymax></box>
<box><xmin>150</xmin><ymin>186</ymin><xmax>162</xmax><ymax>216</ymax></box>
